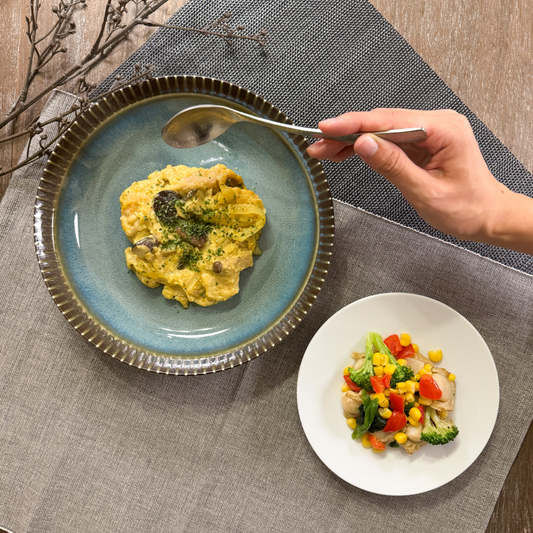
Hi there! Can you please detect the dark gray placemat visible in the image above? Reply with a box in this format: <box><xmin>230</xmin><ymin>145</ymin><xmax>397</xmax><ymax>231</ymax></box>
<box><xmin>93</xmin><ymin>0</ymin><xmax>533</xmax><ymax>275</ymax></box>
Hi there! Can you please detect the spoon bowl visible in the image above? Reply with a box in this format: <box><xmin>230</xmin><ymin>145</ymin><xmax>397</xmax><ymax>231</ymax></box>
<box><xmin>162</xmin><ymin>104</ymin><xmax>427</xmax><ymax>148</ymax></box>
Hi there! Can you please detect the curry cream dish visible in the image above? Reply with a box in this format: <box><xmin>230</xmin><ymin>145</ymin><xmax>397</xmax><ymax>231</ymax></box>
<box><xmin>120</xmin><ymin>164</ymin><xmax>266</xmax><ymax>308</ymax></box>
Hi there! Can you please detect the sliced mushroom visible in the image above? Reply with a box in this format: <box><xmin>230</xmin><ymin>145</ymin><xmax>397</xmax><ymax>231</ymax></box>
<box><xmin>341</xmin><ymin>390</ymin><xmax>363</xmax><ymax>417</ymax></box>
<box><xmin>132</xmin><ymin>235</ymin><xmax>159</xmax><ymax>258</ymax></box>
<box><xmin>225</xmin><ymin>177</ymin><xmax>242</xmax><ymax>188</ymax></box>
<box><xmin>175</xmin><ymin>225</ymin><xmax>207</xmax><ymax>249</ymax></box>
<box><xmin>153</xmin><ymin>190</ymin><xmax>181</xmax><ymax>223</ymax></box>
<box><xmin>404</xmin><ymin>422</ymin><xmax>423</xmax><ymax>443</ymax></box>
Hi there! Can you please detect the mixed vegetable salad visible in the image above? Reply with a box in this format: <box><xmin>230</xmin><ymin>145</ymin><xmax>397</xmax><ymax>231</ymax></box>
<box><xmin>341</xmin><ymin>332</ymin><xmax>459</xmax><ymax>454</ymax></box>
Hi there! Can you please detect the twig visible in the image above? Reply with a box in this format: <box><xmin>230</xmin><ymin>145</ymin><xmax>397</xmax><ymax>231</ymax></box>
<box><xmin>0</xmin><ymin>1</ymin><xmax>267</xmax><ymax>176</ymax></box>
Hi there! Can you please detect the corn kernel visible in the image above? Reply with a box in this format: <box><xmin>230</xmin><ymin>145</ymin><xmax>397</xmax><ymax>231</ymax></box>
<box><xmin>400</xmin><ymin>333</ymin><xmax>411</xmax><ymax>347</ymax></box>
<box><xmin>378</xmin><ymin>407</ymin><xmax>392</xmax><ymax>419</ymax></box>
<box><xmin>372</xmin><ymin>447</ymin><xmax>385</xmax><ymax>454</ymax></box>
<box><xmin>414</xmin><ymin>401</ymin><xmax>420</xmax><ymax>407</ymax></box>
<box><xmin>361</xmin><ymin>432</ymin><xmax>372</xmax><ymax>448</ymax></box>
<box><xmin>343</xmin><ymin>366</ymin><xmax>351</xmax><ymax>376</ymax></box>
<box><xmin>394</xmin><ymin>432</ymin><xmax>407</xmax><ymax>444</ymax></box>
<box><xmin>341</xmin><ymin>384</ymin><xmax>350</xmax><ymax>392</ymax></box>
<box><xmin>372</xmin><ymin>353</ymin><xmax>382</xmax><ymax>365</ymax></box>
<box><xmin>448</xmin><ymin>374</ymin><xmax>456</xmax><ymax>381</ymax></box>
<box><xmin>428</xmin><ymin>349</ymin><xmax>443</xmax><ymax>363</ymax></box>
<box><xmin>346</xmin><ymin>417</ymin><xmax>357</xmax><ymax>429</ymax></box>
<box><xmin>404</xmin><ymin>392</ymin><xmax>415</xmax><ymax>403</ymax></box>
<box><xmin>404</xmin><ymin>380</ymin><xmax>416</xmax><ymax>393</ymax></box>
<box><xmin>424</xmin><ymin>364</ymin><xmax>433</xmax><ymax>372</ymax></box>
<box><xmin>384</xmin><ymin>364</ymin><xmax>396</xmax><ymax>375</ymax></box>
<box><xmin>383</xmin><ymin>388</ymin><xmax>391</xmax><ymax>397</ymax></box>
<box><xmin>397</xmin><ymin>358</ymin><xmax>407</xmax><ymax>366</ymax></box>
<box><xmin>396</xmin><ymin>382</ymin><xmax>407</xmax><ymax>393</ymax></box>
<box><xmin>409</xmin><ymin>407</ymin><xmax>422</xmax><ymax>422</ymax></box>
<box><xmin>374</xmin><ymin>365</ymin><xmax>384</xmax><ymax>376</ymax></box>
<box><xmin>379</xmin><ymin>397</ymin><xmax>389</xmax><ymax>408</ymax></box>
<box><xmin>370</xmin><ymin>393</ymin><xmax>377</xmax><ymax>400</ymax></box>
<box><xmin>418</xmin><ymin>368</ymin><xmax>427</xmax><ymax>376</ymax></box>
<box><xmin>412</xmin><ymin>343</ymin><xmax>419</xmax><ymax>353</ymax></box>
<box><xmin>419</xmin><ymin>396</ymin><xmax>433</xmax><ymax>406</ymax></box>
<box><xmin>408</xmin><ymin>416</ymin><xmax>419</xmax><ymax>426</ymax></box>
<box><xmin>414</xmin><ymin>373</ymin><xmax>420</xmax><ymax>381</ymax></box>
<box><xmin>380</xmin><ymin>353</ymin><xmax>388</xmax><ymax>366</ymax></box>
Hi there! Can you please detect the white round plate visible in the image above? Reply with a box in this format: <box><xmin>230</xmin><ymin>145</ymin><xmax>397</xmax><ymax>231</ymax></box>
<box><xmin>297</xmin><ymin>292</ymin><xmax>499</xmax><ymax>495</ymax></box>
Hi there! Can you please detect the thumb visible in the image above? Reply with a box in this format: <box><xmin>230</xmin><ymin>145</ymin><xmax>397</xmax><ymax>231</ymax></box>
<box><xmin>354</xmin><ymin>134</ymin><xmax>425</xmax><ymax>188</ymax></box>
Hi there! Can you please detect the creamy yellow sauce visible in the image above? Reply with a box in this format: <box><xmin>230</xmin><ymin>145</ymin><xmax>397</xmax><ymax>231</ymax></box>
<box><xmin>120</xmin><ymin>164</ymin><xmax>266</xmax><ymax>308</ymax></box>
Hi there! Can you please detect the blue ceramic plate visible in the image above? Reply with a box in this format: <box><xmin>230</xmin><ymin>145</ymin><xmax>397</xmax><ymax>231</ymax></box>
<box><xmin>35</xmin><ymin>76</ymin><xmax>334</xmax><ymax>374</ymax></box>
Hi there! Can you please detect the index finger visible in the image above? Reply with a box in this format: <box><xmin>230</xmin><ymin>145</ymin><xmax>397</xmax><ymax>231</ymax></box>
<box><xmin>318</xmin><ymin>108</ymin><xmax>457</xmax><ymax>138</ymax></box>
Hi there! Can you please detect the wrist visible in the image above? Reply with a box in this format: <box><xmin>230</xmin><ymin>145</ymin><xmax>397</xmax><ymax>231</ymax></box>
<box><xmin>482</xmin><ymin>189</ymin><xmax>533</xmax><ymax>254</ymax></box>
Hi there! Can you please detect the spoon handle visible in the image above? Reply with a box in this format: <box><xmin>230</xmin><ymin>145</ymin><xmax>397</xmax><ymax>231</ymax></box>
<box><xmin>238</xmin><ymin>110</ymin><xmax>427</xmax><ymax>144</ymax></box>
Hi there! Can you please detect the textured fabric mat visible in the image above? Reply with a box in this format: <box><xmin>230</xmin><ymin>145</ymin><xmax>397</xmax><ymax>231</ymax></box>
<box><xmin>1</xmin><ymin>90</ymin><xmax>533</xmax><ymax>533</ymax></box>
<box><xmin>92</xmin><ymin>0</ymin><xmax>533</xmax><ymax>275</ymax></box>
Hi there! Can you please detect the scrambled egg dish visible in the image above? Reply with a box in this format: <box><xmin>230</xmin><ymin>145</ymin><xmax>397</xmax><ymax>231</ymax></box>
<box><xmin>120</xmin><ymin>163</ymin><xmax>266</xmax><ymax>308</ymax></box>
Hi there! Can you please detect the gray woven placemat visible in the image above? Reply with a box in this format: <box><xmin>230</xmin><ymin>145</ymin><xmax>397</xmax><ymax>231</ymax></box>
<box><xmin>93</xmin><ymin>0</ymin><xmax>533</xmax><ymax>275</ymax></box>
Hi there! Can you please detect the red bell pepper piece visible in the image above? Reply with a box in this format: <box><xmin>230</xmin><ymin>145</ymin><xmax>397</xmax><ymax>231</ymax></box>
<box><xmin>397</xmin><ymin>344</ymin><xmax>415</xmax><ymax>358</ymax></box>
<box><xmin>389</xmin><ymin>391</ymin><xmax>405</xmax><ymax>412</ymax></box>
<box><xmin>343</xmin><ymin>374</ymin><xmax>361</xmax><ymax>392</ymax></box>
<box><xmin>368</xmin><ymin>434</ymin><xmax>386</xmax><ymax>450</ymax></box>
<box><xmin>384</xmin><ymin>334</ymin><xmax>402</xmax><ymax>355</ymax></box>
<box><xmin>417</xmin><ymin>405</ymin><xmax>425</xmax><ymax>422</ymax></box>
<box><xmin>383</xmin><ymin>410</ymin><xmax>407</xmax><ymax>432</ymax></box>
<box><xmin>370</xmin><ymin>375</ymin><xmax>385</xmax><ymax>393</ymax></box>
<box><xmin>383</xmin><ymin>373</ymin><xmax>392</xmax><ymax>388</ymax></box>
<box><xmin>419</xmin><ymin>374</ymin><xmax>442</xmax><ymax>400</ymax></box>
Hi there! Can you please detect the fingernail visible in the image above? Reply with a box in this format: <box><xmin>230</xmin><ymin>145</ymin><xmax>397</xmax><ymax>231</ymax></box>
<box><xmin>355</xmin><ymin>135</ymin><xmax>378</xmax><ymax>158</ymax></box>
<box><xmin>318</xmin><ymin>118</ymin><xmax>336</xmax><ymax>127</ymax></box>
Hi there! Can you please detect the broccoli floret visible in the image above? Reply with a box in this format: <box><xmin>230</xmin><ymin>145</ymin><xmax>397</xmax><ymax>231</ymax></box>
<box><xmin>348</xmin><ymin>333</ymin><xmax>375</xmax><ymax>391</ymax></box>
<box><xmin>420</xmin><ymin>406</ymin><xmax>459</xmax><ymax>445</ymax></box>
<box><xmin>389</xmin><ymin>364</ymin><xmax>415</xmax><ymax>388</ymax></box>
<box><xmin>369</xmin><ymin>332</ymin><xmax>414</xmax><ymax>388</ymax></box>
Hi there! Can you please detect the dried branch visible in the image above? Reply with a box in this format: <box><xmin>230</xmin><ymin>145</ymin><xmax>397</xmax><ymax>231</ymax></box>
<box><xmin>0</xmin><ymin>0</ymin><xmax>268</xmax><ymax>178</ymax></box>
<box><xmin>144</xmin><ymin>13</ymin><xmax>268</xmax><ymax>46</ymax></box>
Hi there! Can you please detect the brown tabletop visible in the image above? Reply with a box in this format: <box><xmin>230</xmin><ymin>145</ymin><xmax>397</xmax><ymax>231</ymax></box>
<box><xmin>1</xmin><ymin>1</ymin><xmax>531</xmax><ymax>531</ymax></box>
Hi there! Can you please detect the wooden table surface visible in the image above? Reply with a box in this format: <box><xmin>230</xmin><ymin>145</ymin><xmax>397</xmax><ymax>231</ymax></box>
<box><xmin>1</xmin><ymin>1</ymin><xmax>532</xmax><ymax>531</ymax></box>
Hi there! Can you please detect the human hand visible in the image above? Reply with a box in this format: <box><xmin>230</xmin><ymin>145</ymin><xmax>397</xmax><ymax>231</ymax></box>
<box><xmin>307</xmin><ymin>108</ymin><xmax>531</xmax><ymax>250</ymax></box>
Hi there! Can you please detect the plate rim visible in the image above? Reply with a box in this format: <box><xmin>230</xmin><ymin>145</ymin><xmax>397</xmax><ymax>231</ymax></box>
<box><xmin>34</xmin><ymin>75</ymin><xmax>334</xmax><ymax>375</ymax></box>
<box><xmin>296</xmin><ymin>291</ymin><xmax>500</xmax><ymax>495</ymax></box>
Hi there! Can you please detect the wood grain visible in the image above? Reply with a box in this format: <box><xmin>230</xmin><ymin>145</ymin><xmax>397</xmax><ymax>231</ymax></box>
<box><xmin>368</xmin><ymin>0</ymin><xmax>533</xmax><ymax>174</ymax></box>
<box><xmin>1</xmin><ymin>1</ymin><xmax>532</xmax><ymax>532</ymax></box>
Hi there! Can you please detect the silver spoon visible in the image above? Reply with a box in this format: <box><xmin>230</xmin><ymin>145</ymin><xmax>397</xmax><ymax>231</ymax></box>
<box><xmin>162</xmin><ymin>104</ymin><xmax>427</xmax><ymax>148</ymax></box>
